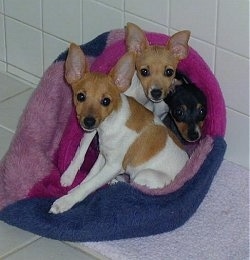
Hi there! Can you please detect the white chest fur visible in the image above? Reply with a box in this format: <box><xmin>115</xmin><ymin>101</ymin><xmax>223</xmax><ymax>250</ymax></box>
<box><xmin>97</xmin><ymin>95</ymin><xmax>138</xmax><ymax>168</ymax></box>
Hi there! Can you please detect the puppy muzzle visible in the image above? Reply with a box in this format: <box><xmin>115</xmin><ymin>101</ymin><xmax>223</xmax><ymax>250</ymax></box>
<box><xmin>81</xmin><ymin>116</ymin><xmax>97</xmax><ymax>131</ymax></box>
<box><xmin>149</xmin><ymin>88</ymin><xmax>164</xmax><ymax>102</ymax></box>
<box><xmin>186</xmin><ymin>125</ymin><xmax>201</xmax><ymax>142</ymax></box>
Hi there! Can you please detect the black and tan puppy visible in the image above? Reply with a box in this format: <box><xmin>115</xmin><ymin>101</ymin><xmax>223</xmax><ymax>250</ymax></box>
<box><xmin>164</xmin><ymin>72</ymin><xmax>207</xmax><ymax>143</ymax></box>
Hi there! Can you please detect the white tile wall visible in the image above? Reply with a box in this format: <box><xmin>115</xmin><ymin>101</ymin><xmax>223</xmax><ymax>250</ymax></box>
<box><xmin>215</xmin><ymin>48</ymin><xmax>249</xmax><ymax>115</ymax></box>
<box><xmin>5</xmin><ymin>17</ymin><xmax>43</xmax><ymax>77</ymax></box>
<box><xmin>225</xmin><ymin>108</ymin><xmax>249</xmax><ymax>168</ymax></box>
<box><xmin>217</xmin><ymin>0</ymin><xmax>249</xmax><ymax>57</ymax></box>
<box><xmin>170</xmin><ymin>0</ymin><xmax>217</xmax><ymax>43</ymax></box>
<box><xmin>0</xmin><ymin>0</ymin><xmax>249</xmax><ymax>168</ymax></box>
<box><xmin>43</xmin><ymin>0</ymin><xmax>82</xmax><ymax>43</ymax></box>
<box><xmin>0</xmin><ymin>14</ymin><xmax>5</xmax><ymax>63</ymax></box>
<box><xmin>0</xmin><ymin>61</ymin><xmax>5</xmax><ymax>71</ymax></box>
<box><xmin>97</xmin><ymin>0</ymin><xmax>124</xmax><ymax>10</ymax></box>
<box><xmin>188</xmin><ymin>37</ymin><xmax>215</xmax><ymax>71</ymax></box>
<box><xmin>125</xmin><ymin>0</ymin><xmax>169</xmax><ymax>26</ymax></box>
<box><xmin>0</xmin><ymin>71</ymin><xmax>31</xmax><ymax>102</ymax></box>
<box><xmin>124</xmin><ymin>13</ymin><xmax>169</xmax><ymax>34</ymax></box>
<box><xmin>0</xmin><ymin>127</ymin><xmax>13</xmax><ymax>159</ymax></box>
<box><xmin>4</xmin><ymin>0</ymin><xmax>42</xmax><ymax>29</ymax></box>
<box><xmin>43</xmin><ymin>33</ymin><xmax>68</xmax><ymax>69</ymax></box>
<box><xmin>0</xmin><ymin>88</ymin><xmax>33</xmax><ymax>131</ymax></box>
<box><xmin>82</xmin><ymin>0</ymin><xmax>124</xmax><ymax>43</ymax></box>
<box><xmin>0</xmin><ymin>0</ymin><xmax>3</xmax><ymax>13</ymax></box>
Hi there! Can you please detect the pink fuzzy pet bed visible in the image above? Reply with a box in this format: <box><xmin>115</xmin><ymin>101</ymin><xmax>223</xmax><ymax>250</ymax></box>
<box><xmin>0</xmin><ymin>29</ymin><xmax>226</xmax><ymax>242</ymax></box>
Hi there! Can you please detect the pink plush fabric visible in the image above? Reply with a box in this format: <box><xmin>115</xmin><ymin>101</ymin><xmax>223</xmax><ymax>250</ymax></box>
<box><xmin>0</xmin><ymin>62</ymin><xmax>70</xmax><ymax>208</ymax></box>
<box><xmin>28</xmin><ymin>109</ymin><xmax>98</xmax><ymax>199</ymax></box>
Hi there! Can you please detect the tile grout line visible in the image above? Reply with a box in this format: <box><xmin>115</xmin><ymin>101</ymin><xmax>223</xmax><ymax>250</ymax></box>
<box><xmin>65</xmin><ymin>242</ymin><xmax>110</xmax><ymax>260</ymax></box>
<box><xmin>0</xmin><ymin>87</ymin><xmax>33</xmax><ymax>104</ymax></box>
<box><xmin>0</xmin><ymin>70</ymin><xmax>37</xmax><ymax>88</ymax></box>
<box><xmin>0</xmin><ymin>124</ymin><xmax>15</xmax><ymax>134</ymax></box>
<box><xmin>0</xmin><ymin>235</ymin><xmax>41</xmax><ymax>259</ymax></box>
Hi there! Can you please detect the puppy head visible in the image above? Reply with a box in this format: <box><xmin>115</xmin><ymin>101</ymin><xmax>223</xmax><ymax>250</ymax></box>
<box><xmin>166</xmin><ymin>84</ymin><xmax>207</xmax><ymax>142</ymax></box>
<box><xmin>65</xmin><ymin>44</ymin><xmax>135</xmax><ymax>131</ymax></box>
<box><xmin>126</xmin><ymin>23</ymin><xmax>190</xmax><ymax>102</ymax></box>
<box><xmin>171</xmin><ymin>104</ymin><xmax>206</xmax><ymax>142</ymax></box>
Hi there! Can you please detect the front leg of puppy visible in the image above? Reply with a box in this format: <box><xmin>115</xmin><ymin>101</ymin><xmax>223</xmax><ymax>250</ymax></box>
<box><xmin>78</xmin><ymin>153</ymin><xmax>105</xmax><ymax>184</ymax></box>
<box><xmin>49</xmin><ymin>162</ymin><xmax>120</xmax><ymax>214</ymax></box>
<box><xmin>50</xmin><ymin>152</ymin><xmax>104</xmax><ymax>213</ymax></box>
<box><xmin>67</xmin><ymin>153</ymin><xmax>105</xmax><ymax>195</ymax></box>
<box><xmin>60</xmin><ymin>130</ymin><xmax>96</xmax><ymax>187</ymax></box>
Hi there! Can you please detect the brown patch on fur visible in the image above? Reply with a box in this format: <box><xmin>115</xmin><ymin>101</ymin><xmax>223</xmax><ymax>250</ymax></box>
<box><xmin>170</xmin><ymin>105</ymin><xmax>189</xmax><ymax>143</ymax></box>
<box><xmin>198</xmin><ymin>121</ymin><xmax>204</xmax><ymax>128</ymax></box>
<box><xmin>166</xmin><ymin>127</ymin><xmax>184</xmax><ymax>149</ymax></box>
<box><xmin>126</xmin><ymin>97</ymin><xmax>154</xmax><ymax>132</ymax></box>
<box><xmin>174</xmin><ymin>121</ymin><xmax>189</xmax><ymax>141</ymax></box>
<box><xmin>123</xmin><ymin>124</ymin><xmax>168</xmax><ymax>169</ymax></box>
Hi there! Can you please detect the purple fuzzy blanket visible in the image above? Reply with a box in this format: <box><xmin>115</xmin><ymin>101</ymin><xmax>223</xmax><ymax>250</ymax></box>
<box><xmin>0</xmin><ymin>29</ymin><xmax>226</xmax><ymax>242</ymax></box>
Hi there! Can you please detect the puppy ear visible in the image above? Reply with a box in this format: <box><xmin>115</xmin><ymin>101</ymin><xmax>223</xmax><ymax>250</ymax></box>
<box><xmin>125</xmin><ymin>23</ymin><xmax>149</xmax><ymax>54</ymax></box>
<box><xmin>65</xmin><ymin>43</ymin><xmax>88</xmax><ymax>85</ymax></box>
<box><xmin>171</xmin><ymin>78</ymin><xmax>183</xmax><ymax>87</ymax></box>
<box><xmin>166</xmin><ymin>30</ymin><xmax>191</xmax><ymax>60</ymax></box>
<box><xmin>110</xmin><ymin>52</ymin><xmax>136</xmax><ymax>92</ymax></box>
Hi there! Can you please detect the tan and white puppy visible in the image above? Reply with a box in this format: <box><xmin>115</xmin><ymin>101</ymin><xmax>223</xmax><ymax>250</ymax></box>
<box><xmin>49</xmin><ymin>44</ymin><xmax>188</xmax><ymax>214</ymax></box>
<box><xmin>124</xmin><ymin>23</ymin><xmax>190</xmax><ymax>119</ymax></box>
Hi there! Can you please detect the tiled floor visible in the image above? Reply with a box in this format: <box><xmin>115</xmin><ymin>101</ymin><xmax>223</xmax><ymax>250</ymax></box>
<box><xmin>0</xmin><ymin>72</ymin><xmax>108</xmax><ymax>260</ymax></box>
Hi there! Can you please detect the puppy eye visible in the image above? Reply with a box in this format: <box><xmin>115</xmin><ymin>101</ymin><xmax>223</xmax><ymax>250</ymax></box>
<box><xmin>101</xmin><ymin>97</ymin><xmax>111</xmax><ymax>107</ymax></box>
<box><xmin>77</xmin><ymin>92</ymin><xmax>86</xmax><ymax>102</ymax></box>
<box><xmin>164</xmin><ymin>68</ymin><xmax>174</xmax><ymax>77</ymax></box>
<box><xmin>199</xmin><ymin>107</ymin><xmax>207</xmax><ymax>117</ymax></box>
<box><xmin>173</xmin><ymin>107</ymin><xmax>185</xmax><ymax>121</ymax></box>
<box><xmin>140</xmin><ymin>68</ymin><xmax>150</xmax><ymax>77</ymax></box>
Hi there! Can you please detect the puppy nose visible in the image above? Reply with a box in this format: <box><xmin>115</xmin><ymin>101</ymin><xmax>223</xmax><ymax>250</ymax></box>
<box><xmin>188</xmin><ymin>131</ymin><xmax>200</xmax><ymax>141</ymax></box>
<box><xmin>83</xmin><ymin>116</ymin><xmax>96</xmax><ymax>128</ymax></box>
<box><xmin>151</xmin><ymin>89</ymin><xmax>162</xmax><ymax>100</ymax></box>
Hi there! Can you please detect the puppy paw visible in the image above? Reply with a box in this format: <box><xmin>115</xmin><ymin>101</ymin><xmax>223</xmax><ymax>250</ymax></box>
<box><xmin>133</xmin><ymin>170</ymin><xmax>171</xmax><ymax>189</ymax></box>
<box><xmin>109</xmin><ymin>178</ymin><xmax>119</xmax><ymax>185</ymax></box>
<box><xmin>49</xmin><ymin>195</ymin><xmax>76</xmax><ymax>214</ymax></box>
<box><xmin>60</xmin><ymin>170</ymin><xmax>75</xmax><ymax>187</ymax></box>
